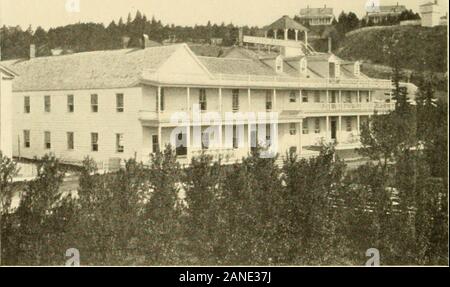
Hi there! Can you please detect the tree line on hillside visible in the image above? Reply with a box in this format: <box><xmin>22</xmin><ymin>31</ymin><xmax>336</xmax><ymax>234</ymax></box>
<box><xmin>1</xmin><ymin>9</ymin><xmax>422</xmax><ymax>61</ymax></box>
<box><xmin>0</xmin><ymin>11</ymin><xmax>260</xmax><ymax>60</ymax></box>
<box><xmin>0</xmin><ymin>68</ymin><xmax>447</xmax><ymax>266</ymax></box>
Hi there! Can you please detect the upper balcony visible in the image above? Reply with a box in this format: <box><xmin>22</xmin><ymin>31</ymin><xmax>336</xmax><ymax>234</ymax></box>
<box><xmin>143</xmin><ymin>71</ymin><xmax>393</xmax><ymax>90</ymax></box>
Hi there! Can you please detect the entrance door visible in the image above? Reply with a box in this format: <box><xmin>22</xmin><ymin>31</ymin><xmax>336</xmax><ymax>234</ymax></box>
<box><xmin>331</xmin><ymin>120</ymin><xmax>337</xmax><ymax>140</ymax></box>
<box><xmin>175</xmin><ymin>132</ymin><xmax>187</xmax><ymax>156</ymax></box>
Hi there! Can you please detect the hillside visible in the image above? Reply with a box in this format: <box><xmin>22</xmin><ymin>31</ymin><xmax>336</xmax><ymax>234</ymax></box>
<box><xmin>336</xmin><ymin>25</ymin><xmax>447</xmax><ymax>74</ymax></box>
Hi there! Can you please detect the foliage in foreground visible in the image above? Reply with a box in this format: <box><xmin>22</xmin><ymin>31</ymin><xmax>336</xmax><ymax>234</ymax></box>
<box><xmin>0</xmin><ymin>142</ymin><xmax>447</xmax><ymax>266</ymax></box>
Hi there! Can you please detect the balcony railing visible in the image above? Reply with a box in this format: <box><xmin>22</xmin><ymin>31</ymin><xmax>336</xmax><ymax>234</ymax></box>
<box><xmin>142</xmin><ymin>70</ymin><xmax>393</xmax><ymax>89</ymax></box>
<box><xmin>300</xmin><ymin>102</ymin><xmax>395</xmax><ymax>113</ymax></box>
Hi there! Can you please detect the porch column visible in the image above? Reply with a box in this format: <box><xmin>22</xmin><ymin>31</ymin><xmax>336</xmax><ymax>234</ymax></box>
<box><xmin>357</xmin><ymin>115</ymin><xmax>361</xmax><ymax>135</ymax></box>
<box><xmin>158</xmin><ymin>125</ymin><xmax>162</xmax><ymax>151</ymax></box>
<box><xmin>157</xmin><ymin>86</ymin><xmax>162</xmax><ymax>121</ymax></box>
<box><xmin>219</xmin><ymin>87</ymin><xmax>223</xmax><ymax>117</ymax></box>
<box><xmin>357</xmin><ymin>90</ymin><xmax>361</xmax><ymax>103</ymax></box>
<box><xmin>218</xmin><ymin>125</ymin><xmax>223</xmax><ymax>150</ymax></box>
<box><xmin>304</xmin><ymin>31</ymin><xmax>308</xmax><ymax>47</ymax></box>
<box><xmin>186</xmin><ymin>87</ymin><xmax>191</xmax><ymax>115</ymax></box>
<box><xmin>339</xmin><ymin>90</ymin><xmax>342</xmax><ymax>109</ymax></box>
<box><xmin>337</xmin><ymin>115</ymin><xmax>342</xmax><ymax>143</ymax></box>
<box><xmin>295</xmin><ymin>29</ymin><xmax>299</xmax><ymax>41</ymax></box>
<box><xmin>273</xmin><ymin>89</ymin><xmax>277</xmax><ymax>111</ymax></box>
<box><xmin>274</xmin><ymin>30</ymin><xmax>278</xmax><ymax>39</ymax></box>
<box><xmin>248</xmin><ymin>88</ymin><xmax>251</xmax><ymax>112</ymax></box>
<box><xmin>247</xmin><ymin>123</ymin><xmax>253</xmax><ymax>154</ymax></box>
<box><xmin>264</xmin><ymin>30</ymin><xmax>268</xmax><ymax>38</ymax></box>
<box><xmin>326</xmin><ymin>116</ymin><xmax>329</xmax><ymax>141</ymax></box>
<box><xmin>186</xmin><ymin>125</ymin><xmax>191</xmax><ymax>162</ymax></box>
<box><xmin>284</xmin><ymin>29</ymin><xmax>288</xmax><ymax>40</ymax></box>
<box><xmin>299</xmin><ymin>120</ymin><xmax>303</xmax><ymax>155</ymax></box>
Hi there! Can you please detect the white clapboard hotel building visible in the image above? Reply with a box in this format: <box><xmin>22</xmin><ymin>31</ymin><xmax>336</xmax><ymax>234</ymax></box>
<box><xmin>1</xmin><ymin>16</ymin><xmax>397</xmax><ymax>168</ymax></box>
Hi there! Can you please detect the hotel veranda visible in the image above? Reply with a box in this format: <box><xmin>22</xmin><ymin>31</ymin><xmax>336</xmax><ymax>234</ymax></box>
<box><xmin>0</xmin><ymin>16</ymin><xmax>404</xmax><ymax>169</ymax></box>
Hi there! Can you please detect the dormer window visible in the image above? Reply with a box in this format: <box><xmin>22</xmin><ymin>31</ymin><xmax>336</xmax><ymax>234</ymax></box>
<box><xmin>335</xmin><ymin>62</ymin><xmax>341</xmax><ymax>78</ymax></box>
<box><xmin>354</xmin><ymin>61</ymin><xmax>361</xmax><ymax>76</ymax></box>
<box><xmin>328</xmin><ymin>56</ymin><xmax>341</xmax><ymax>79</ymax></box>
<box><xmin>275</xmin><ymin>56</ymin><xmax>283</xmax><ymax>73</ymax></box>
<box><xmin>300</xmin><ymin>58</ymin><xmax>308</xmax><ymax>75</ymax></box>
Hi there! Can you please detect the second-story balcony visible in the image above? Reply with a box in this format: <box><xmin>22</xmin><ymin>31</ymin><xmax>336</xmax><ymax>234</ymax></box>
<box><xmin>299</xmin><ymin>102</ymin><xmax>395</xmax><ymax>113</ymax></box>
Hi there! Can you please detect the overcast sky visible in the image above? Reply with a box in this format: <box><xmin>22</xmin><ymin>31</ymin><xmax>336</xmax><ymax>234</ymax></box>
<box><xmin>1</xmin><ymin>0</ymin><xmax>448</xmax><ymax>29</ymax></box>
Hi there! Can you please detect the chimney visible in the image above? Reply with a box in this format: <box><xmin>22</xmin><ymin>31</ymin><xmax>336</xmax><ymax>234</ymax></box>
<box><xmin>122</xmin><ymin>36</ymin><xmax>130</xmax><ymax>49</ymax></box>
<box><xmin>30</xmin><ymin>44</ymin><xmax>36</xmax><ymax>59</ymax></box>
<box><xmin>141</xmin><ymin>34</ymin><xmax>150</xmax><ymax>49</ymax></box>
<box><xmin>328</xmin><ymin>37</ymin><xmax>332</xmax><ymax>53</ymax></box>
<box><xmin>238</xmin><ymin>28</ymin><xmax>244</xmax><ymax>46</ymax></box>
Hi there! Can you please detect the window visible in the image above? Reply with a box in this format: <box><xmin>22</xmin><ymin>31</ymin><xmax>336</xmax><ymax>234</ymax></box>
<box><xmin>346</xmin><ymin>118</ymin><xmax>352</xmax><ymax>132</ymax></box>
<box><xmin>44</xmin><ymin>95</ymin><xmax>51</xmax><ymax>112</ymax></box>
<box><xmin>289</xmin><ymin>123</ymin><xmax>297</xmax><ymax>135</ymax></box>
<box><xmin>302</xmin><ymin>91</ymin><xmax>308</xmax><ymax>103</ymax></box>
<box><xmin>91</xmin><ymin>94</ymin><xmax>98</xmax><ymax>112</ymax></box>
<box><xmin>152</xmin><ymin>135</ymin><xmax>159</xmax><ymax>154</ymax></box>
<box><xmin>44</xmin><ymin>131</ymin><xmax>51</xmax><ymax>149</ymax></box>
<box><xmin>199</xmin><ymin>89</ymin><xmax>207</xmax><ymax>111</ymax></box>
<box><xmin>116</xmin><ymin>93</ymin><xmax>124</xmax><ymax>112</ymax></box>
<box><xmin>302</xmin><ymin>119</ymin><xmax>309</xmax><ymax>134</ymax></box>
<box><xmin>300</xmin><ymin>58</ymin><xmax>307</xmax><ymax>74</ymax></box>
<box><xmin>24</xmin><ymin>96</ymin><xmax>30</xmax><ymax>113</ymax></box>
<box><xmin>202</xmin><ymin>131</ymin><xmax>210</xmax><ymax>150</ymax></box>
<box><xmin>23</xmin><ymin>130</ymin><xmax>30</xmax><ymax>148</ymax></box>
<box><xmin>67</xmin><ymin>95</ymin><xmax>74</xmax><ymax>113</ymax></box>
<box><xmin>314</xmin><ymin>118</ymin><xmax>321</xmax><ymax>134</ymax></box>
<box><xmin>275</xmin><ymin>56</ymin><xmax>283</xmax><ymax>73</ymax></box>
<box><xmin>116</xmin><ymin>133</ymin><xmax>124</xmax><ymax>153</ymax></box>
<box><xmin>232</xmin><ymin>125</ymin><xmax>238</xmax><ymax>149</ymax></box>
<box><xmin>266</xmin><ymin>91</ymin><xmax>272</xmax><ymax>111</ymax></box>
<box><xmin>289</xmin><ymin>91</ymin><xmax>297</xmax><ymax>103</ymax></box>
<box><xmin>160</xmin><ymin>88</ymin><xmax>165</xmax><ymax>111</ymax></box>
<box><xmin>345</xmin><ymin>92</ymin><xmax>352</xmax><ymax>103</ymax></box>
<box><xmin>67</xmin><ymin>132</ymin><xmax>74</xmax><ymax>150</ymax></box>
<box><xmin>314</xmin><ymin>91</ymin><xmax>320</xmax><ymax>103</ymax></box>
<box><xmin>232</xmin><ymin>89</ymin><xmax>239</xmax><ymax>111</ymax></box>
<box><xmin>91</xmin><ymin>133</ymin><xmax>99</xmax><ymax>152</ymax></box>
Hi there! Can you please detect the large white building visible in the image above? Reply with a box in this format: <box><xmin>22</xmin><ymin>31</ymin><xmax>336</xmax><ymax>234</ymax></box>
<box><xmin>420</xmin><ymin>1</ymin><xmax>446</xmax><ymax>27</ymax></box>
<box><xmin>1</xmin><ymin>16</ymin><xmax>398</xmax><ymax>168</ymax></box>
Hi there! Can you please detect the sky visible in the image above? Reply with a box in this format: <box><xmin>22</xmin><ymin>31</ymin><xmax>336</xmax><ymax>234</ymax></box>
<box><xmin>0</xmin><ymin>0</ymin><xmax>448</xmax><ymax>29</ymax></box>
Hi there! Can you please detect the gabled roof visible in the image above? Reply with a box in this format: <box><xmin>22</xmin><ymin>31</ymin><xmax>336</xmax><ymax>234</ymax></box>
<box><xmin>264</xmin><ymin>15</ymin><xmax>309</xmax><ymax>32</ymax></box>
<box><xmin>420</xmin><ymin>1</ymin><xmax>438</xmax><ymax>7</ymax></box>
<box><xmin>368</xmin><ymin>5</ymin><xmax>407</xmax><ymax>14</ymax></box>
<box><xmin>299</xmin><ymin>7</ymin><xmax>334</xmax><ymax>17</ymax></box>
<box><xmin>1</xmin><ymin>44</ymin><xmax>182</xmax><ymax>91</ymax></box>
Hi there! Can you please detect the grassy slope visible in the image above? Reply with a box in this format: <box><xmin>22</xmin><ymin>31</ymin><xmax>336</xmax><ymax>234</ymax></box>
<box><xmin>336</xmin><ymin>25</ymin><xmax>448</xmax><ymax>99</ymax></box>
<box><xmin>336</xmin><ymin>25</ymin><xmax>447</xmax><ymax>73</ymax></box>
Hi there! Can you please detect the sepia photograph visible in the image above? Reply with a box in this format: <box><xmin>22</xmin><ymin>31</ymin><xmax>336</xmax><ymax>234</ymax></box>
<box><xmin>0</xmin><ymin>0</ymin><xmax>448</xmax><ymax>268</ymax></box>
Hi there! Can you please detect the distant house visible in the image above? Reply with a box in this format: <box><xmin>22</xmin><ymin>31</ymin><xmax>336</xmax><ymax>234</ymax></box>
<box><xmin>364</xmin><ymin>3</ymin><xmax>407</xmax><ymax>24</ymax></box>
<box><xmin>298</xmin><ymin>5</ymin><xmax>335</xmax><ymax>26</ymax></box>
<box><xmin>420</xmin><ymin>0</ymin><xmax>445</xmax><ymax>27</ymax></box>
<box><xmin>210</xmin><ymin>38</ymin><xmax>223</xmax><ymax>46</ymax></box>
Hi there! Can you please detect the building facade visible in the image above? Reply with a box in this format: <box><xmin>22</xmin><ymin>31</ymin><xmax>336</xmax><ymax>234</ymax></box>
<box><xmin>2</xmin><ymin>26</ymin><xmax>397</xmax><ymax>168</ymax></box>
<box><xmin>420</xmin><ymin>1</ymin><xmax>445</xmax><ymax>27</ymax></box>
<box><xmin>364</xmin><ymin>3</ymin><xmax>407</xmax><ymax>24</ymax></box>
<box><xmin>298</xmin><ymin>5</ymin><xmax>335</xmax><ymax>26</ymax></box>
<box><xmin>0</xmin><ymin>65</ymin><xmax>17</xmax><ymax>158</ymax></box>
